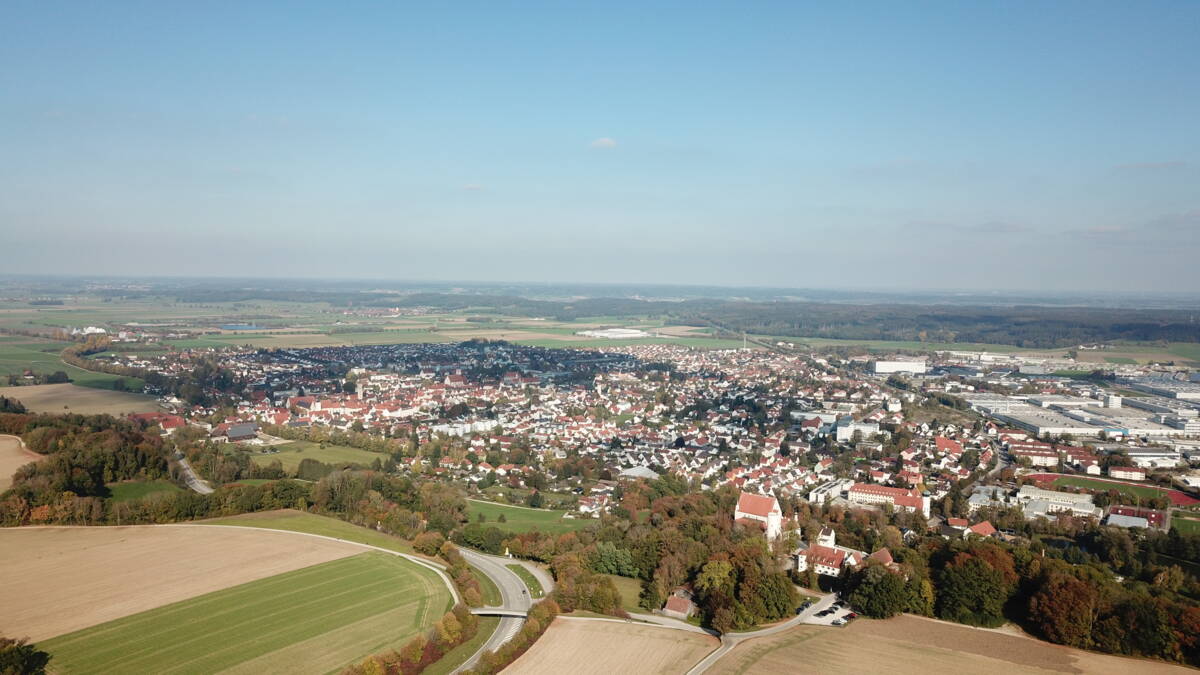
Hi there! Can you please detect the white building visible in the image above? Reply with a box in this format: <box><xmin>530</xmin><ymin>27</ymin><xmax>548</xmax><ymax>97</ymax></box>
<box><xmin>872</xmin><ymin>359</ymin><xmax>927</xmax><ymax>375</ymax></box>
<box><xmin>734</xmin><ymin>491</ymin><xmax>783</xmax><ymax>541</ymax></box>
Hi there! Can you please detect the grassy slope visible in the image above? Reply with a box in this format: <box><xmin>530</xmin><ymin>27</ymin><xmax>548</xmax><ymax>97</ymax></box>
<box><xmin>201</xmin><ymin>509</ymin><xmax>418</xmax><ymax>555</ymax></box>
<box><xmin>41</xmin><ymin>551</ymin><xmax>450</xmax><ymax>674</ymax></box>
<box><xmin>507</xmin><ymin>564</ymin><xmax>545</xmax><ymax>598</ymax></box>
<box><xmin>467</xmin><ymin>499</ymin><xmax>592</xmax><ymax>535</ymax></box>
<box><xmin>248</xmin><ymin>440</ymin><xmax>385</xmax><ymax>472</ymax></box>
<box><xmin>106</xmin><ymin>480</ymin><xmax>183</xmax><ymax>502</ymax></box>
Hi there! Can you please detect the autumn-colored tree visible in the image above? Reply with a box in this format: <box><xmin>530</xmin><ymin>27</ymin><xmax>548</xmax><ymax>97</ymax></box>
<box><xmin>1028</xmin><ymin>573</ymin><xmax>1097</xmax><ymax>648</ymax></box>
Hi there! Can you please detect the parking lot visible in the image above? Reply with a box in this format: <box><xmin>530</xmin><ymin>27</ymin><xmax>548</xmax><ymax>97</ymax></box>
<box><xmin>802</xmin><ymin>597</ymin><xmax>857</xmax><ymax>627</ymax></box>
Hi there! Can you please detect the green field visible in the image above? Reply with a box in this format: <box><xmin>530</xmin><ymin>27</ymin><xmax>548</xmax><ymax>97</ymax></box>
<box><xmin>507</xmin><ymin>564</ymin><xmax>545</xmax><ymax>598</ymax></box>
<box><xmin>202</xmin><ymin>509</ymin><xmax>419</xmax><ymax>555</ymax></box>
<box><xmin>40</xmin><ymin>551</ymin><xmax>451</xmax><ymax>674</ymax></box>
<box><xmin>1104</xmin><ymin>357</ymin><xmax>1138</xmax><ymax>364</ymax></box>
<box><xmin>0</xmin><ymin>340</ymin><xmax>141</xmax><ymax>390</ymax></box>
<box><xmin>466</xmin><ymin>499</ymin><xmax>592</xmax><ymax>534</ymax></box>
<box><xmin>602</xmin><ymin>573</ymin><xmax>645</xmax><ymax>614</ymax></box>
<box><xmin>106</xmin><ymin>479</ymin><xmax>184</xmax><ymax>502</ymax></box>
<box><xmin>249</xmin><ymin>440</ymin><xmax>386</xmax><ymax>472</ymax></box>
<box><xmin>1173</xmin><ymin>517</ymin><xmax>1200</xmax><ymax>535</ymax></box>
<box><xmin>1050</xmin><ymin>476</ymin><xmax>1167</xmax><ymax>500</ymax></box>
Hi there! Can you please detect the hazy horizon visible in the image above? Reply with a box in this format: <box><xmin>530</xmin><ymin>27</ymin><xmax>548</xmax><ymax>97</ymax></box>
<box><xmin>3</xmin><ymin>2</ymin><xmax>1198</xmax><ymax>291</ymax></box>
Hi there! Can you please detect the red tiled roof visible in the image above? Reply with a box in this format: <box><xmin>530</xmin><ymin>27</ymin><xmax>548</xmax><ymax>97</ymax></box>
<box><xmin>736</xmin><ymin>492</ymin><xmax>778</xmax><ymax>518</ymax></box>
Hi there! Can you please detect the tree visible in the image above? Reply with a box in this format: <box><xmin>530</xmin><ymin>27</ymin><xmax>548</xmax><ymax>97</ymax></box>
<box><xmin>1028</xmin><ymin>573</ymin><xmax>1097</xmax><ymax>648</ymax></box>
<box><xmin>0</xmin><ymin>637</ymin><xmax>50</xmax><ymax>675</ymax></box>
<box><xmin>936</xmin><ymin>555</ymin><xmax>1009</xmax><ymax>627</ymax></box>
<box><xmin>847</xmin><ymin>563</ymin><xmax>908</xmax><ymax>618</ymax></box>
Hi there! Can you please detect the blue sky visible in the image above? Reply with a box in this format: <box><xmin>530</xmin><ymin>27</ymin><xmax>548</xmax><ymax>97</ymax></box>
<box><xmin>2</xmin><ymin>1</ymin><xmax>1197</xmax><ymax>291</ymax></box>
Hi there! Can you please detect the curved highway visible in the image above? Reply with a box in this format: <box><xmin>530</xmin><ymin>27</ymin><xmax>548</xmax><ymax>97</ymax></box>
<box><xmin>455</xmin><ymin>548</ymin><xmax>534</xmax><ymax>672</ymax></box>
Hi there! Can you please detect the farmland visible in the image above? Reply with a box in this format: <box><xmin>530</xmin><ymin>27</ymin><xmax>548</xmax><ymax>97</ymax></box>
<box><xmin>507</xmin><ymin>617</ymin><xmax>718</xmax><ymax>675</ymax></box>
<box><xmin>708</xmin><ymin>615</ymin><xmax>1192</xmax><ymax>675</ymax></box>
<box><xmin>0</xmin><ymin>383</ymin><xmax>158</xmax><ymax>415</ymax></box>
<box><xmin>40</xmin><ymin>551</ymin><xmax>451</xmax><ymax>674</ymax></box>
<box><xmin>248</xmin><ymin>439</ymin><xmax>386</xmax><ymax>473</ymax></box>
<box><xmin>0</xmin><ymin>435</ymin><xmax>41</xmax><ymax>491</ymax></box>
<box><xmin>0</xmin><ymin>339</ymin><xmax>142</xmax><ymax>390</ymax></box>
<box><xmin>466</xmin><ymin>499</ymin><xmax>593</xmax><ymax>534</ymax></box>
<box><xmin>0</xmin><ymin>525</ymin><xmax>363</xmax><ymax>640</ymax></box>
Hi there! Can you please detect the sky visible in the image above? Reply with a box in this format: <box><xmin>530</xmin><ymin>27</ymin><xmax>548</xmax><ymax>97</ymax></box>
<box><xmin>2</xmin><ymin>1</ymin><xmax>1198</xmax><ymax>292</ymax></box>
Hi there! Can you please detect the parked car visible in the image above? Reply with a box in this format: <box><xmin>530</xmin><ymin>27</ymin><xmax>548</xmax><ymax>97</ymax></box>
<box><xmin>831</xmin><ymin>618</ymin><xmax>846</xmax><ymax>626</ymax></box>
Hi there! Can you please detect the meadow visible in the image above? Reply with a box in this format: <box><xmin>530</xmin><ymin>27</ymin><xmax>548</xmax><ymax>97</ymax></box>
<box><xmin>40</xmin><ymin>551</ymin><xmax>451</xmax><ymax>675</ymax></box>
<box><xmin>602</xmin><ymin>573</ymin><xmax>645</xmax><ymax>614</ymax></box>
<box><xmin>248</xmin><ymin>439</ymin><xmax>386</xmax><ymax>473</ymax></box>
<box><xmin>466</xmin><ymin>499</ymin><xmax>593</xmax><ymax>534</ymax></box>
<box><xmin>106</xmin><ymin>479</ymin><xmax>183</xmax><ymax>502</ymax></box>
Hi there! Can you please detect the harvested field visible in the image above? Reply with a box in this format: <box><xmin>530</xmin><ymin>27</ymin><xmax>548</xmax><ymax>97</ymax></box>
<box><xmin>710</xmin><ymin>614</ymin><xmax>1191</xmax><ymax>675</ymax></box>
<box><xmin>40</xmin><ymin>551</ymin><xmax>450</xmax><ymax>675</ymax></box>
<box><xmin>0</xmin><ymin>525</ymin><xmax>363</xmax><ymax>640</ymax></box>
<box><xmin>507</xmin><ymin>617</ymin><xmax>718</xmax><ymax>675</ymax></box>
<box><xmin>0</xmin><ymin>434</ymin><xmax>41</xmax><ymax>491</ymax></box>
<box><xmin>0</xmin><ymin>383</ymin><xmax>158</xmax><ymax>415</ymax></box>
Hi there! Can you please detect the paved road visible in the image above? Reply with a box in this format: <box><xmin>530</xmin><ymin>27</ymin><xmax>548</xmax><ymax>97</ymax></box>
<box><xmin>685</xmin><ymin>592</ymin><xmax>836</xmax><ymax>675</ymax></box>
<box><xmin>455</xmin><ymin>548</ymin><xmax>534</xmax><ymax>673</ymax></box>
<box><xmin>174</xmin><ymin>453</ymin><xmax>214</xmax><ymax>494</ymax></box>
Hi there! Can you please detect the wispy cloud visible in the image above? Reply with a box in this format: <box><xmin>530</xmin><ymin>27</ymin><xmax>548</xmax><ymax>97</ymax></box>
<box><xmin>1068</xmin><ymin>210</ymin><xmax>1200</xmax><ymax>247</ymax></box>
<box><xmin>463</xmin><ymin>183</ymin><xmax>484</xmax><ymax>191</ymax></box>
<box><xmin>590</xmin><ymin>137</ymin><xmax>617</xmax><ymax>149</ymax></box>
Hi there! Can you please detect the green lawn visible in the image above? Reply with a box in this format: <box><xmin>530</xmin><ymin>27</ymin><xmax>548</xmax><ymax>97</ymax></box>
<box><xmin>249</xmin><ymin>440</ymin><xmax>386</xmax><ymax>473</ymax></box>
<box><xmin>40</xmin><ymin>551</ymin><xmax>451</xmax><ymax>674</ymax></box>
<box><xmin>1050</xmin><ymin>476</ymin><xmax>1168</xmax><ymax>500</ymax></box>
<box><xmin>467</xmin><ymin>499</ymin><xmax>592</xmax><ymax>534</ymax></box>
<box><xmin>106</xmin><ymin>480</ymin><xmax>183</xmax><ymax>502</ymax></box>
<box><xmin>602</xmin><ymin>573</ymin><xmax>645</xmax><ymax>614</ymax></box>
<box><xmin>1173</xmin><ymin>517</ymin><xmax>1200</xmax><ymax>535</ymax></box>
<box><xmin>507</xmin><ymin>564</ymin><xmax>544</xmax><ymax>598</ymax></box>
<box><xmin>1104</xmin><ymin>357</ymin><xmax>1138</xmax><ymax>365</ymax></box>
<box><xmin>201</xmin><ymin>509</ymin><xmax>418</xmax><ymax>555</ymax></box>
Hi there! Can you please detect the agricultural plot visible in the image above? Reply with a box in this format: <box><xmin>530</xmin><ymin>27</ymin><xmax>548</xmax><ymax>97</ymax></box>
<box><xmin>507</xmin><ymin>618</ymin><xmax>718</xmax><ymax>675</ymax></box>
<box><xmin>0</xmin><ymin>435</ymin><xmax>41</xmax><ymax>491</ymax></box>
<box><xmin>0</xmin><ymin>340</ymin><xmax>141</xmax><ymax>390</ymax></box>
<box><xmin>466</xmin><ymin>499</ymin><xmax>593</xmax><ymax>534</ymax></box>
<box><xmin>248</xmin><ymin>439</ymin><xmax>387</xmax><ymax>472</ymax></box>
<box><xmin>0</xmin><ymin>525</ymin><xmax>363</xmax><ymax>640</ymax></box>
<box><xmin>0</xmin><ymin>383</ymin><xmax>159</xmax><ymax>415</ymax></box>
<box><xmin>709</xmin><ymin>615</ymin><xmax>1191</xmax><ymax>675</ymax></box>
<box><xmin>42</xmin><ymin>551</ymin><xmax>449</xmax><ymax>675</ymax></box>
